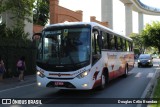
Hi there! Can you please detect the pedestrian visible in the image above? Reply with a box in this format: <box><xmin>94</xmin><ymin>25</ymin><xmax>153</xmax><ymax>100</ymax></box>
<box><xmin>0</xmin><ymin>56</ymin><xmax>6</xmax><ymax>81</ymax></box>
<box><xmin>16</xmin><ymin>56</ymin><xmax>26</xmax><ymax>81</ymax></box>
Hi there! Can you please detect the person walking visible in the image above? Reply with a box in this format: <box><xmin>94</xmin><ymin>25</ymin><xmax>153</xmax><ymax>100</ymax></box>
<box><xmin>17</xmin><ymin>56</ymin><xmax>26</xmax><ymax>81</ymax></box>
<box><xmin>0</xmin><ymin>56</ymin><xmax>6</xmax><ymax>81</ymax></box>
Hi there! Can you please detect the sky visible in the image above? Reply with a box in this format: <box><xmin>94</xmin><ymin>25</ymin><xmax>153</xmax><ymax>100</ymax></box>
<box><xmin>59</xmin><ymin>0</ymin><xmax>160</xmax><ymax>35</ymax></box>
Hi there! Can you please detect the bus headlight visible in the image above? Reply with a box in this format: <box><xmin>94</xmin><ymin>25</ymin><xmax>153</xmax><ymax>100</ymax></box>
<box><xmin>77</xmin><ymin>70</ymin><xmax>89</xmax><ymax>79</ymax></box>
<box><xmin>148</xmin><ymin>60</ymin><xmax>151</xmax><ymax>62</ymax></box>
<box><xmin>37</xmin><ymin>82</ymin><xmax>41</xmax><ymax>86</ymax></box>
<box><xmin>138</xmin><ymin>60</ymin><xmax>140</xmax><ymax>62</ymax></box>
<box><xmin>37</xmin><ymin>71</ymin><xmax>45</xmax><ymax>78</ymax></box>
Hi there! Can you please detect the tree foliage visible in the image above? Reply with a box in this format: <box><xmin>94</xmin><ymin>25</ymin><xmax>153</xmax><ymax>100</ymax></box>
<box><xmin>0</xmin><ymin>23</ymin><xmax>29</xmax><ymax>40</ymax></box>
<box><xmin>0</xmin><ymin>0</ymin><xmax>35</xmax><ymax>27</ymax></box>
<box><xmin>129</xmin><ymin>33</ymin><xmax>145</xmax><ymax>53</ymax></box>
<box><xmin>141</xmin><ymin>21</ymin><xmax>160</xmax><ymax>53</ymax></box>
<box><xmin>1</xmin><ymin>0</ymin><xmax>50</xmax><ymax>27</ymax></box>
<box><xmin>33</xmin><ymin>0</ymin><xmax>49</xmax><ymax>26</ymax></box>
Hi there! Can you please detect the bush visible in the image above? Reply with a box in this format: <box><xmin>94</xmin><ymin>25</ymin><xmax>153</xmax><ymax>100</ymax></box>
<box><xmin>0</xmin><ymin>23</ymin><xmax>37</xmax><ymax>78</ymax></box>
<box><xmin>0</xmin><ymin>23</ymin><xmax>29</xmax><ymax>40</ymax></box>
<box><xmin>0</xmin><ymin>39</ymin><xmax>37</xmax><ymax>78</ymax></box>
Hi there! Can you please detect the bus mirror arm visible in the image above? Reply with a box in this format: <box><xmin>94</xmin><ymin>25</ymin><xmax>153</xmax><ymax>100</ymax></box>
<box><xmin>97</xmin><ymin>34</ymin><xmax>102</xmax><ymax>48</ymax></box>
<box><xmin>32</xmin><ymin>33</ymin><xmax>42</xmax><ymax>40</ymax></box>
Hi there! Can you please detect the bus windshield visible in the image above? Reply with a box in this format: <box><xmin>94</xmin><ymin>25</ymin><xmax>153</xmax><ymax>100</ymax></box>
<box><xmin>37</xmin><ymin>27</ymin><xmax>91</xmax><ymax>71</ymax></box>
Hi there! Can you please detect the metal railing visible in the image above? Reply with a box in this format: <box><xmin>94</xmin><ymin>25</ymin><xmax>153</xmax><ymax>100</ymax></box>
<box><xmin>137</xmin><ymin>0</ymin><xmax>160</xmax><ymax>12</ymax></box>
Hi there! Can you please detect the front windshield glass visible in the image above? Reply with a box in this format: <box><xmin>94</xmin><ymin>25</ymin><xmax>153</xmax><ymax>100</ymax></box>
<box><xmin>139</xmin><ymin>55</ymin><xmax>150</xmax><ymax>59</ymax></box>
<box><xmin>37</xmin><ymin>27</ymin><xmax>91</xmax><ymax>67</ymax></box>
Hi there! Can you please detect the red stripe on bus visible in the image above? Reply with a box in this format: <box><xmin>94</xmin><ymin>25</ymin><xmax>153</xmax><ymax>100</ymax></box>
<box><xmin>92</xmin><ymin>79</ymin><xmax>101</xmax><ymax>88</ymax></box>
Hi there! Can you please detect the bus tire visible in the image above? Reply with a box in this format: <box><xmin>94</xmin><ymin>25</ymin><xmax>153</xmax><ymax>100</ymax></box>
<box><xmin>123</xmin><ymin>65</ymin><xmax>128</xmax><ymax>78</ymax></box>
<box><xmin>101</xmin><ymin>73</ymin><xmax>106</xmax><ymax>89</ymax></box>
<box><xmin>98</xmin><ymin>70</ymin><xmax>108</xmax><ymax>90</ymax></box>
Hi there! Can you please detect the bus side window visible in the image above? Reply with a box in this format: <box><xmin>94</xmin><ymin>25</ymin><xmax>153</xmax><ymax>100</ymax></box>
<box><xmin>126</xmin><ymin>41</ymin><xmax>130</xmax><ymax>52</ymax></box>
<box><xmin>129</xmin><ymin>42</ymin><xmax>131</xmax><ymax>51</ymax></box>
<box><xmin>129</xmin><ymin>42</ymin><xmax>133</xmax><ymax>51</ymax></box>
<box><xmin>102</xmin><ymin>31</ymin><xmax>109</xmax><ymax>50</ymax></box>
<box><xmin>117</xmin><ymin>36</ymin><xmax>122</xmax><ymax>50</ymax></box>
<box><xmin>114</xmin><ymin>36</ymin><xmax>117</xmax><ymax>50</ymax></box>
<box><xmin>122</xmin><ymin>39</ymin><xmax>125</xmax><ymax>51</ymax></box>
<box><xmin>107</xmin><ymin>33</ymin><xmax>110</xmax><ymax>49</ymax></box>
<box><xmin>110</xmin><ymin>35</ymin><xmax>115</xmax><ymax>50</ymax></box>
<box><xmin>132</xmin><ymin>42</ymin><xmax>134</xmax><ymax>51</ymax></box>
<box><xmin>124</xmin><ymin>40</ymin><xmax>127</xmax><ymax>51</ymax></box>
<box><xmin>92</xmin><ymin>29</ymin><xmax>101</xmax><ymax>64</ymax></box>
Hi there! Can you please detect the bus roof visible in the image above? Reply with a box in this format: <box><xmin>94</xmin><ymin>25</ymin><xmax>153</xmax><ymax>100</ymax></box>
<box><xmin>44</xmin><ymin>22</ymin><xmax>132</xmax><ymax>41</ymax></box>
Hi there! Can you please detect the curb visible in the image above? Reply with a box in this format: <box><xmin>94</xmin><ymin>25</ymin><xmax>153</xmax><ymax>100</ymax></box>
<box><xmin>147</xmin><ymin>68</ymin><xmax>160</xmax><ymax>107</ymax></box>
<box><xmin>136</xmin><ymin>67</ymin><xmax>160</xmax><ymax>107</ymax></box>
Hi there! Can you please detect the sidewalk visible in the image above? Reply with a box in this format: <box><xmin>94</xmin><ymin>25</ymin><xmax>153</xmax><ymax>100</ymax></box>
<box><xmin>146</xmin><ymin>69</ymin><xmax>160</xmax><ymax>107</ymax></box>
<box><xmin>134</xmin><ymin>67</ymin><xmax>160</xmax><ymax>107</ymax></box>
<box><xmin>0</xmin><ymin>75</ymin><xmax>36</xmax><ymax>90</ymax></box>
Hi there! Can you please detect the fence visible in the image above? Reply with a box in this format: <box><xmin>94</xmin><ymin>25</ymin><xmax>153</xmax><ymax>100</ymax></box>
<box><xmin>0</xmin><ymin>39</ymin><xmax>37</xmax><ymax>78</ymax></box>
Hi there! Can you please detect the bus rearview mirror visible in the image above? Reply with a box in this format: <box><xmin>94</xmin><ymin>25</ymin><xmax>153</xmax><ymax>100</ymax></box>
<box><xmin>32</xmin><ymin>33</ymin><xmax>42</xmax><ymax>40</ymax></box>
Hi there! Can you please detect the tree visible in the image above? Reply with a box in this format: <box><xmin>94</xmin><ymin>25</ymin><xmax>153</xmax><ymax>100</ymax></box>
<box><xmin>33</xmin><ymin>0</ymin><xmax>49</xmax><ymax>26</ymax></box>
<box><xmin>0</xmin><ymin>0</ymin><xmax>35</xmax><ymax>27</ymax></box>
<box><xmin>129</xmin><ymin>33</ymin><xmax>145</xmax><ymax>54</ymax></box>
<box><xmin>0</xmin><ymin>23</ymin><xmax>29</xmax><ymax>40</ymax></box>
<box><xmin>141</xmin><ymin>21</ymin><xmax>160</xmax><ymax>53</ymax></box>
<box><xmin>0</xmin><ymin>0</ymin><xmax>35</xmax><ymax>40</ymax></box>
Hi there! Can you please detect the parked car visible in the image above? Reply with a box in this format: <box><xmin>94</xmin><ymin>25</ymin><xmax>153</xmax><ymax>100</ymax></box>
<box><xmin>138</xmin><ymin>54</ymin><xmax>153</xmax><ymax>67</ymax></box>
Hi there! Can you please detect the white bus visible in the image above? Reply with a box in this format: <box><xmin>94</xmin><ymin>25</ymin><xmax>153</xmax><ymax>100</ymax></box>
<box><xmin>33</xmin><ymin>22</ymin><xmax>134</xmax><ymax>90</ymax></box>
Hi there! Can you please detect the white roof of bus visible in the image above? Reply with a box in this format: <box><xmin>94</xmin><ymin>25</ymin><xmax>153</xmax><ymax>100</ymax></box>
<box><xmin>45</xmin><ymin>22</ymin><xmax>132</xmax><ymax>41</ymax></box>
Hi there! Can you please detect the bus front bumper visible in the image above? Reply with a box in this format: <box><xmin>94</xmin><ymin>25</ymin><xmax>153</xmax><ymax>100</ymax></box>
<box><xmin>37</xmin><ymin>76</ymin><xmax>93</xmax><ymax>90</ymax></box>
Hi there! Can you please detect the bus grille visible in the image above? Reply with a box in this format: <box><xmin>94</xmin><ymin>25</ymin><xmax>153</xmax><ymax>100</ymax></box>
<box><xmin>47</xmin><ymin>77</ymin><xmax>74</xmax><ymax>80</ymax></box>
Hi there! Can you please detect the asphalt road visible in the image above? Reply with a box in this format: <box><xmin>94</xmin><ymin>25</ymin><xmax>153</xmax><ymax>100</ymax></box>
<box><xmin>0</xmin><ymin>58</ymin><xmax>159</xmax><ymax>107</ymax></box>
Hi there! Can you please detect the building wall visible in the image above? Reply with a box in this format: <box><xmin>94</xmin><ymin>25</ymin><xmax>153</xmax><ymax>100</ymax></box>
<box><xmin>33</xmin><ymin>25</ymin><xmax>43</xmax><ymax>33</ymax></box>
<box><xmin>90</xmin><ymin>16</ymin><xmax>108</xmax><ymax>27</ymax></box>
<box><xmin>49</xmin><ymin>0</ymin><xmax>82</xmax><ymax>24</ymax></box>
<box><xmin>58</xmin><ymin>6</ymin><xmax>82</xmax><ymax>23</ymax></box>
<box><xmin>34</xmin><ymin>0</ymin><xmax>83</xmax><ymax>33</ymax></box>
<box><xmin>24</xmin><ymin>15</ymin><xmax>33</xmax><ymax>40</ymax></box>
<box><xmin>1</xmin><ymin>11</ymin><xmax>33</xmax><ymax>39</ymax></box>
<box><xmin>1</xmin><ymin>11</ymin><xmax>15</xmax><ymax>28</ymax></box>
<box><xmin>34</xmin><ymin>0</ymin><xmax>108</xmax><ymax>33</ymax></box>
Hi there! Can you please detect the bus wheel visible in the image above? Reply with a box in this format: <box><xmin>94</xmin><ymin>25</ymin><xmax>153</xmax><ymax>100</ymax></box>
<box><xmin>123</xmin><ymin>66</ymin><xmax>128</xmax><ymax>78</ymax></box>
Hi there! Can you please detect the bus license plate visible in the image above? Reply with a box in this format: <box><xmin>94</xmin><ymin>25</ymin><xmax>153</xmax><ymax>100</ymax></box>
<box><xmin>54</xmin><ymin>82</ymin><xmax>64</xmax><ymax>86</ymax></box>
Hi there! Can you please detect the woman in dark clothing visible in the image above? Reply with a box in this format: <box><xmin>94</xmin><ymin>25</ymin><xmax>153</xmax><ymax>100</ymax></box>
<box><xmin>17</xmin><ymin>56</ymin><xmax>26</xmax><ymax>81</ymax></box>
<box><xmin>0</xmin><ymin>56</ymin><xmax>6</xmax><ymax>81</ymax></box>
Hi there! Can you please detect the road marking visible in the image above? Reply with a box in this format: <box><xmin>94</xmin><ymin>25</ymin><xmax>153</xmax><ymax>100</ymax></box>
<box><xmin>136</xmin><ymin>68</ymin><xmax>158</xmax><ymax>107</ymax></box>
<box><xmin>0</xmin><ymin>83</ymin><xmax>36</xmax><ymax>93</ymax></box>
<box><xmin>147</xmin><ymin>73</ymin><xmax>154</xmax><ymax>78</ymax></box>
<box><xmin>135</xmin><ymin>72</ymin><xmax>142</xmax><ymax>78</ymax></box>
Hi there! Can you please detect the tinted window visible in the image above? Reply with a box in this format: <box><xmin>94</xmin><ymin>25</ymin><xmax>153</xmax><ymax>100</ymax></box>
<box><xmin>117</xmin><ymin>36</ymin><xmax>122</xmax><ymax>50</ymax></box>
<box><xmin>110</xmin><ymin>35</ymin><xmax>115</xmax><ymax>50</ymax></box>
<box><xmin>139</xmin><ymin>54</ymin><xmax>150</xmax><ymax>59</ymax></box>
<box><xmin>102</xmin><ymin>32</ymin><xmax>110</xmax><ymax>49</ymax></box>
